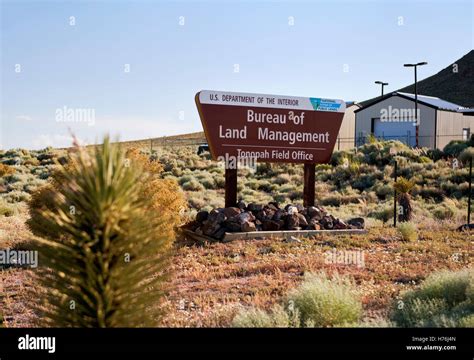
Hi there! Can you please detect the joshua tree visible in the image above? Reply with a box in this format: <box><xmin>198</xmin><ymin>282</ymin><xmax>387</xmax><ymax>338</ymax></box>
<box><xmin>394</xmin><ymin>177</ymin><xmax>415</xmax><ymax>222</ymax></box>
<box><xmin>28</xmin><ymin>137</ymin><xmax>183</xmax><ymax>327</ymax></box>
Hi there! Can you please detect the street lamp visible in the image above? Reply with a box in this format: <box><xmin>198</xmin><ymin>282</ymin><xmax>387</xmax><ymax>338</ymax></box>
<box><xmin>374</xmin><ymin>81</ymin><xmax>389</xmax><ymax>98</ymax></box>
<box><xmin>404</xmin><ymin>61</ymin><xmax>428</xmax><ymax>147</ymax></box>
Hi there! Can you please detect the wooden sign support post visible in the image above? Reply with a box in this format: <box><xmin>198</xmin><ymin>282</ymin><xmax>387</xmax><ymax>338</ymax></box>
<box><xmin>225</xmin><ymin>166</ymin><xmax>238</xmax><ymax>208</ymax></box>
<box><xmin>303</xmin><ymin>163</ymin><xmax>316</xmax><ymax>207</ymax></box>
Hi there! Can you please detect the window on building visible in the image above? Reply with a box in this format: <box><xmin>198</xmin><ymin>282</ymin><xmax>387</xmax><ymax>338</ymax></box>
<box><xmin>462</xmin><ymin>128</ymin><xmax>470</xmax><ymax>141</ymax></box>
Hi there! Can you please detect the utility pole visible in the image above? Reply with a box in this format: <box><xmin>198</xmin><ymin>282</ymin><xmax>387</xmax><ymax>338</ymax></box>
<box><xmin>404</xmin><ymin>62</ymin><xmax>427</xmax><ymax>147</ymax></box>
<box><xmin>375</xmin><ymin>81</ymin><xmax>389</xmax><ymax>98</ymax></box>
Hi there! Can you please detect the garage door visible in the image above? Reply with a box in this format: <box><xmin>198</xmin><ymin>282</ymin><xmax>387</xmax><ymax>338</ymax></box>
<box><xmin>373</xmin><ymin>118</ymin><xmax>417</xmax><ymax>147</ymax></box>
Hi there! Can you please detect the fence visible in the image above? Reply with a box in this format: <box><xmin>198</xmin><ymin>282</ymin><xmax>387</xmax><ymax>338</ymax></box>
<box><xmin>134</xmin><ymin>133</ymin><xmax>469</xmax><ymax>152</ymax></box>
<box><xmin>335</xmin><ymin>133</ymin><xmax>470</xmax><ymax>151</ymax></box>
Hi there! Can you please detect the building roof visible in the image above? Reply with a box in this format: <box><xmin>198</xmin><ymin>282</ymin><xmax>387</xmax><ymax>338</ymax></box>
<box><xmin>345</xmin><ymin>101</ymin><xmax>361</xmax><ymax>108</ymax></box>
<box><xmin>355</xmin><ymin>92</ymin><xmax>466</xmax><ymax>113</ymax></box>
<box><xmin>397</xmin><ymin>92</ymin><xmax>465</xmax><ymax>111</ymax></box>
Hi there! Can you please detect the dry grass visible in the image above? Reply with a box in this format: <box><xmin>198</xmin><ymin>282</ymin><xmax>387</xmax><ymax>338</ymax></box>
<box><xmin>158</xmin><ymin>225</ymin><xmax>472</xmax><ymax>327</ymax></box>
<box><xmin>0</xmin><ymin>214</ymin><xmax>472</xmax><ymax>328</ymax></box>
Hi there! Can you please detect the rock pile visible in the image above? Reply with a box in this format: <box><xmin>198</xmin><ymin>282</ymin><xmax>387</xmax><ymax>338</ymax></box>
<box><xmin>185</xmin><ymin>201</ymin><xmax>365</xmax><ymax>240</ymax></box>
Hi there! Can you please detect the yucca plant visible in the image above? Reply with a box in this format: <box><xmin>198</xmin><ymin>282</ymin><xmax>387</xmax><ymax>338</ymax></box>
<box><xmin>28</xmin><ymin>136</ymin><xmax>174</xmax><ymax>327</ymax></box>
<box><xmin>394</xmin><ymin>177</ymin><xmax>415</xmax><ymax>222</ymax></box>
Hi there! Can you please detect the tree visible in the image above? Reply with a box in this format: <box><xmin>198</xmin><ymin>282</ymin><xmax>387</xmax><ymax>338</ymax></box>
<box><xmin>28</xmin><ymin>137</ymin><xmax>184</xmax><ymax>327</ymax></box>
<box><xmin>394</xmin><ymin>177</ymin><xmax>415</xmax><ymax>222</ymax></box>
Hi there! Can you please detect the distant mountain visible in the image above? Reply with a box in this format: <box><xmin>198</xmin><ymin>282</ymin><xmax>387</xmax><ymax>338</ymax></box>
<box><xmin>360</xmin><ymin>50</ymin><xmax>474</xmax><ymax>108</ymax></box>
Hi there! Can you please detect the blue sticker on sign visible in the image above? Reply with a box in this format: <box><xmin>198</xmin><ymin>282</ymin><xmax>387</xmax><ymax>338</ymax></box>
<box><xmin>310</xmin><ymin>98</ymin><xmax>342</xmax><ymax>111</ymax></box>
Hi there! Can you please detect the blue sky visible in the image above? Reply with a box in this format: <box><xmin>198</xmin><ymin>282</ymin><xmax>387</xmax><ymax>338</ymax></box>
<box><xmin>1</xmin><ymin>0</ymin><xmax>473</xmax><ymax>149</ymax></box>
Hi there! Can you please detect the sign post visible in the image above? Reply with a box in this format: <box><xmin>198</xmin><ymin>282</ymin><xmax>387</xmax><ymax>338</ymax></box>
<box><xmin>195</xmin><ymin>90</ymin><xmax>346</xmax><ymax>206</ymax></box>
<box><xmin>225</xmin><ymin>167</ymin><xmax>238</xmax><ymax>208</ymax></box>
<box><xmin>303</xmin><ymin>164</ymin><xmax>316</xmax><ymax>207</ymax></box>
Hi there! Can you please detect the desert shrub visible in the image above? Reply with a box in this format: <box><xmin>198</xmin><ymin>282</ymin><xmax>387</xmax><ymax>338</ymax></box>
<box><xmin>430</xmin><ymin>200</ymin><xmax>458</xmax><ymax>220</ymax></box>
<box><xmin>232</xmin><ymin>305</ymin><xmax>300</xmax><ymax>328</ymax></box>
<box><xmin>375</xmin><ymin>184</ymin><xmax>393</xmax><ymax>199</ymax></box>
<box><xmin>1</xmin><ymin>157</ymin><xmax>21</xmax><ymax>166</ymax></box>
<box><xmin>0</xmin><ymin>164</ymin><xmax>15</xmax><ymax>177</ymax></box>
<box><xmin>332</xmin><ymin>166</ymin><xmax>358</xmax><ymax>188</ymax></box>
<box><xmin>214</xmin><ymin>175</ymin><xmax>225</xmax><ymax>188</ymax></box>
<box><xmin>418</xmin><ymin>186</ymin><xmax>445</xmax><ymax>202</ymax></box>
<box><xmin>397</xmin><ymin>222</ymin><xmax>418</xmax><ymax>241</ymax></box>
<box><xmin>427</xmin><ymin>148</ymin><xmax>444</xmax><ymax>161</ymax></box>
<box><xmin>0</xmin><ymin>199</ymin><xmax>16</xmax><ymax>216</ymax></box>
<box><xmin>187</xmin><ymin>195</ymin><xmax>206</xmax><ymax>210</ymax></box>
<box><xmin>198</xmin><ymin>175</ymin><xmax>216</xmax><ymax>189</ymax></box>
<box><xmin>181</xmin><ymin>178</ymin><xmax>205</xmax><ymax>192</ymax></box>
<box><xmin>3</xmin><ymin>190</ymin><xmax>30</xmax><ymax>203</ymax></box>
<box><xmin>231</xmin><ymin>272</ymin><xmax>361</xmax><ymax>328</ymax></box>
<box><xmin>256</xmin><ymin>163</ymin><xmax>275</xmax><ymax>176</ymax></box>
<box><xmin>274</xmin><ymin>173</ymin><xmax>291</xmax><ymax>185</ymax></box>
<box><xmin>418</xmin><ymin>156</ymin><xmax>432</xmax><ymax>164</ymax></box>
<box><xmin>330</xmin><ymin>150</ymin><xmax>354</xmax><ymax>167</ymax></box>
<box><xmin>286</xmin><ymin>272</ymin><xmax>362</xmax><ymax>327</ymax></box>
<box><xmin>321</xmin><ymin>194</ymin><xmax>360</xmax><ymax>207</ymax></box>
<box><xmin>351</xmin><ymin>174</ymin><xmax>376</xmax><ymax>191</ymax></box>
<box><xmin>444</xmin><ymin>140</ymin><xmax>469</xmax><ymax>157</ymax></box>
<box><xmin>368</xmin><ymin>206</ymin><xmax>393</xmax><ymax>223</ymax></box>
<box><xmin>458</xmin><ymin>147</ymin><xmax>474</xmax><ymax>165</ymax></box>
<box><xmin>391</xmin><ymin>268</ymin><xmax>473</xmax><ymax>327</ymax></box>
<box><xmin>316</xmin><ymin>164</ymin><xmax>332</xmax><ymax>171</ymax></box>
<box><xmin>449</xmin><ymin>169</ymin><xmax>470</xmax><ymax>184</ymax></box>
<box><xmin>398</xmin><ymin>163</ymin><xmax>425</xmax><ymax>179</ymax></box>
<box><xmin>288</xmin><ymin>189</ymin><xmax>303</xmax><ymax>201</ymax></box>
<box><xmin>257</xmin><ymin>180</ymin><xmax>273</xmax><ymax>192</ymax></box>
<box><xmin>28</xmin><ymin>137</ymin><xmax>177</xmax><ymax>327</ymax></box>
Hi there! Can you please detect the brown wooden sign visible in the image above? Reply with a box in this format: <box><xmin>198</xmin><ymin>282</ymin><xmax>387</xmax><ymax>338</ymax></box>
<box><xmin>195</xmin><ymin>90</ymin><xmax>346</xmax><ymax>164</ymax></box>
<box><xmin>195</xmin><ymin>90</ymin><xmax>346</xmax><ymax>207</ymax></box>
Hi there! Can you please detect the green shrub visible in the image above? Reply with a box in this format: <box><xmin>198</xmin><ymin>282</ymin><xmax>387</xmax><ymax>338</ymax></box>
<box><xmin>375</xmin><ymin>184</ymin><xmax>393</xmax><ymax>199</ymax></box>
<box><xmin>444</xmin><ymin>140</ymin><xmax>469</xmax><ymax>157</ymax></box>
<box><xmin>0</xmin><ymin>199</ymin><xmax>16</xmax><ymax>216</ymax></box>
<box><xmin>286</xmin><ymin>272</ymin><xmax>362</xmax><ymax>327</ymax></box>
<box><xmin>182</xmin><ymin>179</ymin><xmax>205</xmax><ymax>191</ymax></box>
<box><xmin>418</xmin><ymin>156</ymin><xmax>432</xmax><ymax>164</ymax></box>
<box><xmin>391</xmin><ymin>268</ymin><xmax>473</xmax><ymax>327</ymax></box>
<box><xmin>28</xmin><ymin>137</ymin><xmax>174</xmax><ymax>327</ymax></box>
<box><xmin>231</xmin><ymin>272</ymin><xmax>362</xmax><ymax>328</ymax></box>
<box><xmin>3</xmin><ymin>190</ymin><xmax>31</xmax><ymax>203</ymax></box>
<box><xmin>397</xmin><ymin>222</ymin><xmax>418</xmax><ymax>241</ymax></box>
<box><xmin>232</xmin><ymin>304</ymin><xmax>300</xmax><ymax>328</ymax></box>
<box><xmin>368</xmin><ymin>206</ymin><xmax>393</xmax><ymax>223</ymax></box>
<box><xmin>419</xmin><ymin>187</ymin><xmax>445</xmax><ymax>202</ymax></box>
<box><xmin>458</xmin><ymin>147</ymin><xmax>474</xmax><ymax>165</ymax></box>
<box><xmin>274</xmin><ymin>173</ymin><xmax>291</xmax><ymax>185</ymax></box>
<box><xmin>431</xmin><ymin>200</ymin><xmax>458</xmax><ymax>220</ymax></box>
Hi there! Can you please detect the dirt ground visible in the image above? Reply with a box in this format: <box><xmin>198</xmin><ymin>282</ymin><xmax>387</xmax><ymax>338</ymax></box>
<box><xmin>1</xmin><ymin>215</ymin><xmax>472</xmax><ymax>327</ymax></box>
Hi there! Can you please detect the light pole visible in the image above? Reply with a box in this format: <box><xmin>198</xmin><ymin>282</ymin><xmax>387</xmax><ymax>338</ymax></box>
<box><xmin>375</xmin><ymin>81</ymin><xmax>389</xmax><ymax>98</ymax></box>
<box><xmin>404</xmin><ymin>62</ymin><xmax>427</xmax><ymax>147</ymax></box>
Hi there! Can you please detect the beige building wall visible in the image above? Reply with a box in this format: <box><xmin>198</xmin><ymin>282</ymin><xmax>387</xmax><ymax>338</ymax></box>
<box><xmin>335</xmin><ymin>104</ymin><xmax>358</xmax><ymax>150</ymax></box>
<box><xmin>355</xmin><ymin>95</ymin><xmax>436</xmax><ymax>147</ymax></box>
<box><xmin>436</xmin><ymin>111</ymin><xmax>474</xmax><ymax>149</ymax></box>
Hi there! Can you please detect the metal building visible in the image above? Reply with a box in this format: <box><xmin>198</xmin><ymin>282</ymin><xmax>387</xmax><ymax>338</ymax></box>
<box><xmin>334</xmin><ymin>102</ymin><xmax>360</xmax><ymax>150</ymax></box>
<box><xmin>354</xmin><ymin>92</ymin><xmax>474</xmax><ymax>149</ymax></box>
